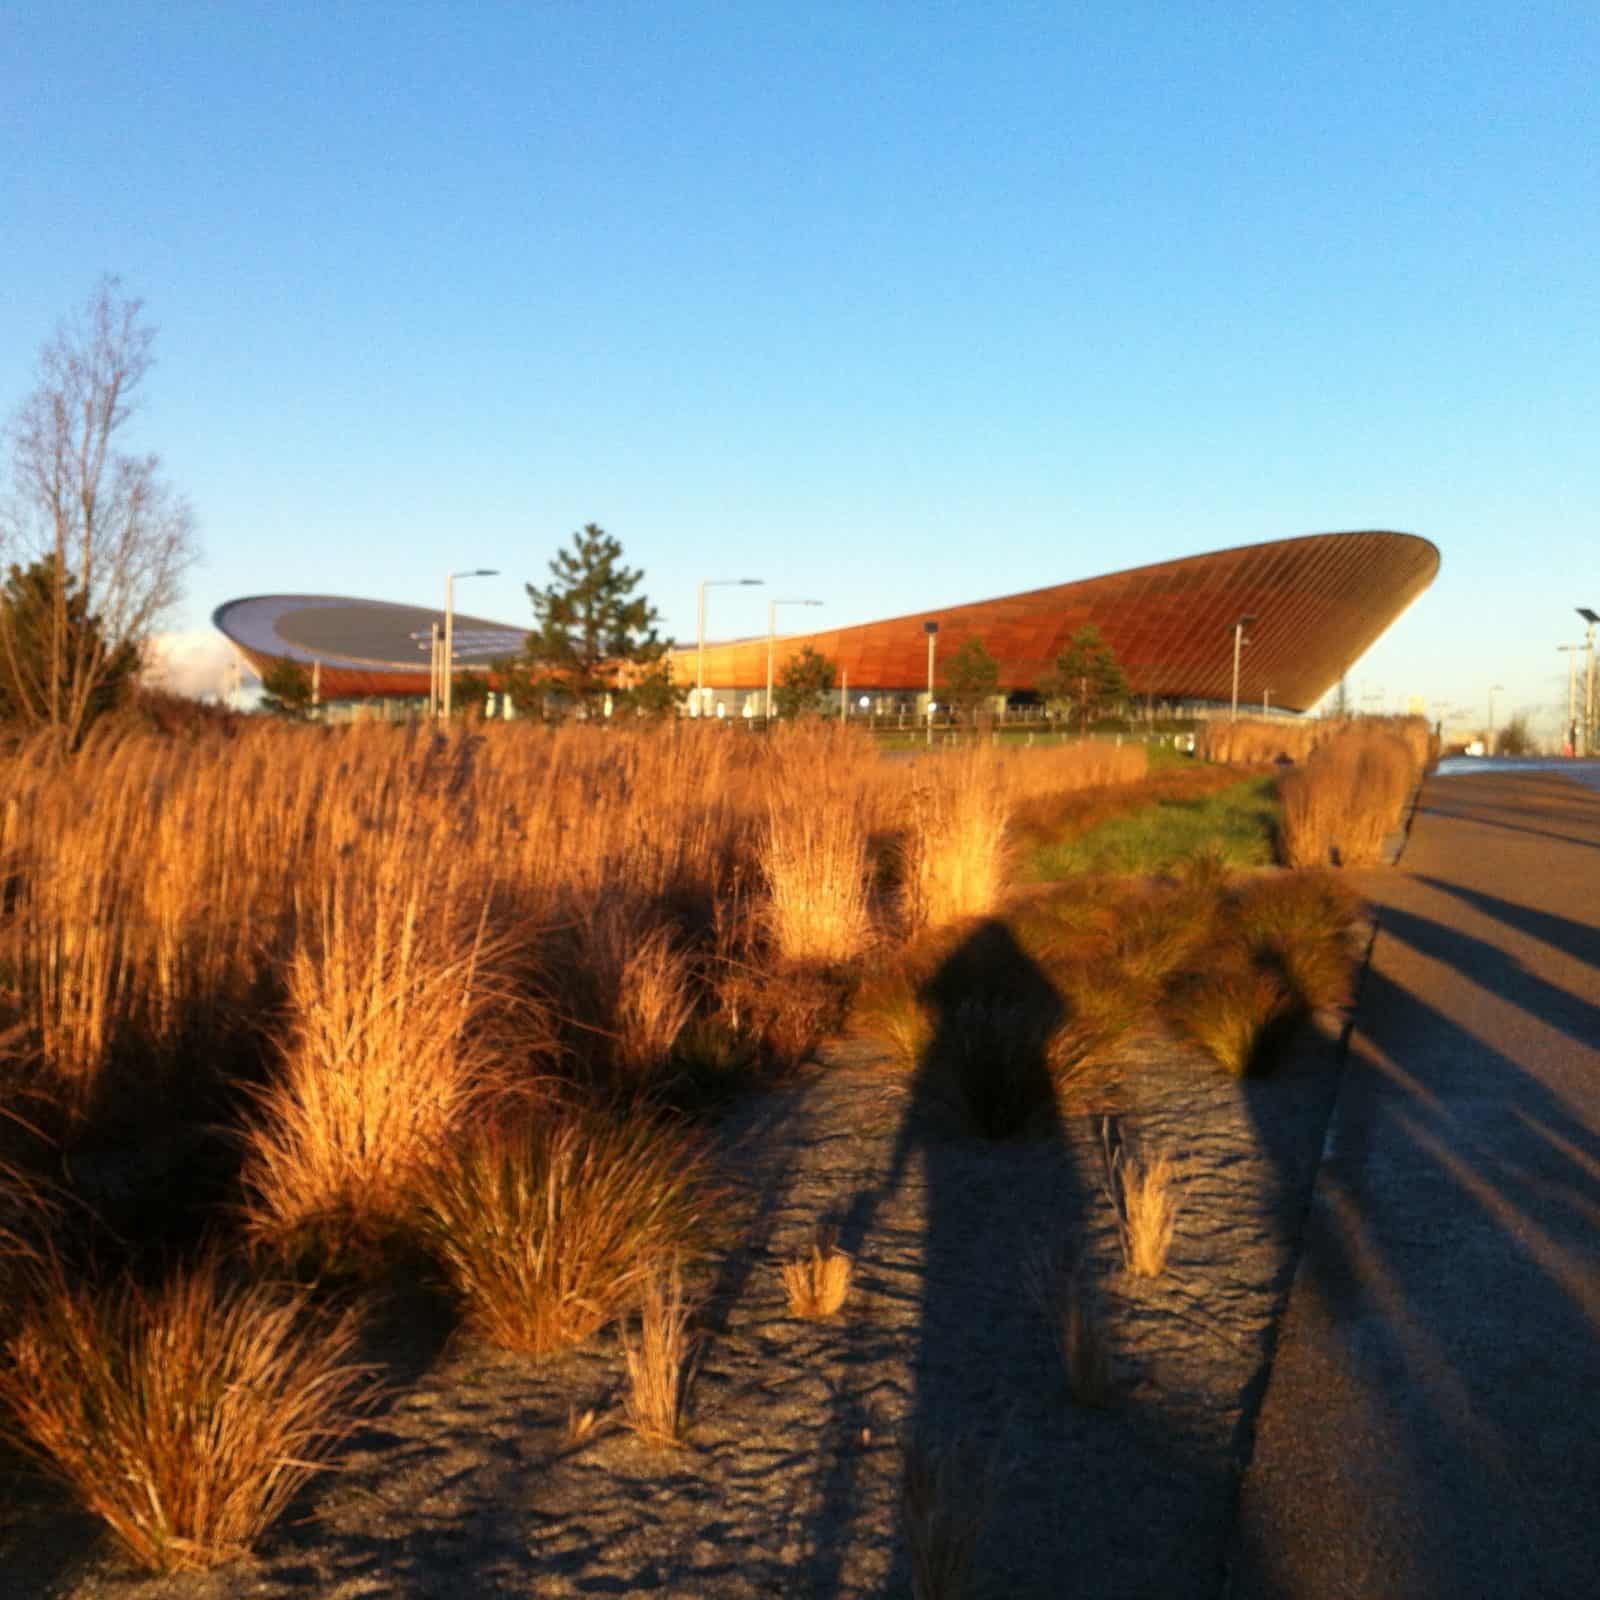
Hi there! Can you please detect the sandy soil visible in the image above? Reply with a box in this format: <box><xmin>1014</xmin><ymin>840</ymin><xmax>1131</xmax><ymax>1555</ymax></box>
<box><xmin>1</xmin><ymin>997</ymin><xmax>1356</xmax><ymax>1600</ymax></box>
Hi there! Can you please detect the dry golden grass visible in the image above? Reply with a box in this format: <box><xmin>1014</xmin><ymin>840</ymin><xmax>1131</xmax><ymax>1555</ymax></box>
<box><xmin>1231</xmin><ymin>871</ymin><xmax>1361</xmax><ymax>1012</ymax></box>
<box><xmin>410</xmin><ymin>1107</ymin><xmax>723</xmax><ymax>1358</ymax></box>
<box><xmin>620</xmin><ymin>1261</ymin><xmax>698</xmax><ymax>1447</ymax></box>
<box><xmin>1279</xmin><ymin>725</ymin><xmax>1420</xmax><ymax>868</ymax></box>
<box><xmin>779</xmin><ymin>1228</ymin><xmax>854</xmax><ymax>1318</ymax></box>
<box><xmin>901</xmin><ymin>749</ymin><xmax>1010</xmax><ymax>931</ymax></box>
<box><xmin>761</xmin><ymin>792</ymin><xmax>873</xmax><ymax>965</ymax></box>
<box><xmin>901</xmin><ymin>1437</ymin><xmax>991</xmax><ymax>1600</ymax></box>
<box><xmin>1168</xmin><ymin>966</ymin><xmax>1295</xmax><ymax>1076</ymax></box>
<box><xmin>612</xmin><ymin>918</ymin><xmax>699</xmax><ymax>1081</ymax></box>
<box><xmin>241</xmin><ymin>874</ymin><xmax>515</xmax><ymax>1259</ymax></box>
<box><xmin>0</xmin><ymin>1254</ymin><xmax>374</xmax><ymax>1573</ymax></box>
<box><xmin>1104</xmin><ymin>1130</ymin><xmax>1181</xmax><ymax>1278</ymax></box>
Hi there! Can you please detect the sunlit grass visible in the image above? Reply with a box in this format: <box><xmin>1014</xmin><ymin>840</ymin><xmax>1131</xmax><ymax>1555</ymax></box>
<box><xmin>1024</xmin><ymin>775</ymin><xmax>1279</xmax><ymax>879</ymax></box>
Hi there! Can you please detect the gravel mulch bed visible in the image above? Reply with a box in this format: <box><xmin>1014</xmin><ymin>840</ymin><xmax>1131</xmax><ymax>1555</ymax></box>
<box><xmin>1</xmin><ymin>1006</ymin><xmax>1352</xmax><ymax>1600</ymax></box>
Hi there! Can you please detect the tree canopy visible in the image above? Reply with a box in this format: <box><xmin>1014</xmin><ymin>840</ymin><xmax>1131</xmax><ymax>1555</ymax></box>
<box><xmin>0</xmin><ymin>559</ymin><xmax>139</xmax><ymax>728</ymax></box>
<box><xmin>257</xmin><ymin>659</ymin><xmax>314</xmax><ymax>719</ymax></box>
<box><xmin>2</xmin><ymin>279</ymin><xmax>196</xmax><ymax>748</ymax></box>
<box><xmin>522</xmin><ymin>524</ymin><xmax>668</xmax><ymax>710</ymax></box>
<box><xmin>942</xmin><ymin>635</ymin><xmax>1000</xmax><ymax>724</ymax></box>
<box><xmin>772</xmin><ymin>645</ymin><xmax>837</xmax><ymax>720</ymax></box>
<box><xmin>1039</xmin><ymin>625</ymin><xmax>1129</xmax><ymax>728</ymax></box>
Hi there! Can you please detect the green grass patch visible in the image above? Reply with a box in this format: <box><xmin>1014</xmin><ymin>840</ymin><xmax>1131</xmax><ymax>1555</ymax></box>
<box><xmin>1024</xmin><ymin>775</ymin><xmax>1279</xmax><ymax>879</ymax></box>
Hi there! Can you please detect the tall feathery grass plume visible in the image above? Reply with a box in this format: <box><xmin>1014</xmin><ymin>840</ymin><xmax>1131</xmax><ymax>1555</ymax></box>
<box><xmin>901</xmin><ymin>747</ymin><xmax>1010</xmax><ymax>932</ymax></box>
<box><xmin>760</xmin><ymin>726</ymin><xmax>876</xmax><ymax>965</ymax></box>
<box><xmin>241</xmin><ymin>866</ymin><xmax>520</xmax><ymax>1260</ymax></box>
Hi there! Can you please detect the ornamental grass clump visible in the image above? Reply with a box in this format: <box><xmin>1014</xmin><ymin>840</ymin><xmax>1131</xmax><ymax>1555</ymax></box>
<box><xmin>0</xmin><ymin>1254</ymin><xmax>374</xmax><ymax>1573</ymax></box>
<box><xmin>242</xmin><ymin>874</ymin><xmax>514</xmax><ymax>1261</ymax></box>
<box><xmin>902</xmin><ymin>749</ymin><xmax>1010</xmax><ymax>932</ymax></box>
<box><xmin>1231</xmin><ymin>871</ymin><xmax>1360</xmax><ymax>1013</ymax></box>
<box><xmin>901</xmin><ymin>1436</ymin><xmax>992</xmax><ymax>1600</ymax></box>
<box><xmin>1278</xmin><ymin>726</ymin><xmax>1419</xmax><ymax>868</ymax></box>
<box><xmin>1168</xmin><ymin>966</ymin><xmax>1295</xmax><ymax>1077</ymax></box>
<box><xmin>780</xmin><ymin>1228</ymin><xmax>854</xmax><ymax>1318</ymax></box>
<box><xmin>411</xmin><ymin>1106</ymin><xmax>724</xmax><ymax>1359</ymax></box>
<box><xmin>620</xmin><ymin>1261</ymin><xmax>700</xmax><ymax>1448</ymax></box>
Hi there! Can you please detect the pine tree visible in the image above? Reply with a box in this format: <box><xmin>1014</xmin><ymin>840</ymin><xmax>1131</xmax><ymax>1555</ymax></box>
<box><xmin>523</xmin><ymin>524</ymin><xmax>668</xmax><ymax>710</ymax></box>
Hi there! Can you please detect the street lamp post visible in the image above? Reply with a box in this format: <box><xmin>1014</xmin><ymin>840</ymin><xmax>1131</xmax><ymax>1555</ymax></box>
<box><xmin>1559</xmin><ymin>644</ymin><xmax>1582</xmax><ymax>754</ymax></box>
<box><xmin>1487</xmin><ymin>683</ymin><xmax>1505</xmax><ymax>755</ymax></box>
<box><xmin>1579</xmin><ymin>608</ymin><xmax>1599</xmax><ymax>757</ymax></box>
<box><xmin>766</xmin><ymin>598</ymin><xmax>823</xmax><ymax>721</ymax></box>
<box><xmin>1230</xmin><ymin>615</ymin><xmax>1257</xmax><ymax>724</ymax></box>
<box><xmin>923</xmin><ymin>621</ymin><xmax>940</xmax><ymax>746</ymax></box>
<box><xmin>443</xmin><ymin>569</ymin><xmax>499</xmax><ymax>721</ymax></box>
<box><xmin>697</xmin><ymin>578</ymin><xmax>763</xmax><ymax>719</ymax></box>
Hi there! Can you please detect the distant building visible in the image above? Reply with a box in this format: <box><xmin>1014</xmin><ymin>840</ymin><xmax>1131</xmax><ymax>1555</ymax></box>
<box><xmin>214</xmin><ymin>530</ymin><xmax>1439</xmax><ymax>717</ymax></box>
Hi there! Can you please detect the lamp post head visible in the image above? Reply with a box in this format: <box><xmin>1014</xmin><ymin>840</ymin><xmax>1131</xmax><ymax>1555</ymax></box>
<box><xmin>1578</xmin><ymin>607</ymin><xmax>1599</xmax><ymax>625</ymax></box>
<box><xmin>923</xmin><ymin>621</ymin><xmax>940</xmax><ymax>636</ymax></box>
<box><xmin>1237</xmin><ymin>614</ymin><xmax>1258</xmax><ymax>629</ymax></box>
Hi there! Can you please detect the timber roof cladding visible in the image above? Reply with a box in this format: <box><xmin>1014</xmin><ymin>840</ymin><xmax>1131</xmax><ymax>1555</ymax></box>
<box><xmin>213</xmin><ymin>531</ymin><xmax>1438</xmax><ymax>711</ymax></box>
<box><xmin>666</xmin><ymin>530</ymin><xmax>1439</xmax><ymax>713</ymax></box>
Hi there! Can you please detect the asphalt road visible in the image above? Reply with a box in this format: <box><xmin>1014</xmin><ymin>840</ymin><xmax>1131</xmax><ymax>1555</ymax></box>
<box><xmin>1228</xmin><ymin>768</ymin><xmax>1600</xmax><ymax>1599</ymax></box>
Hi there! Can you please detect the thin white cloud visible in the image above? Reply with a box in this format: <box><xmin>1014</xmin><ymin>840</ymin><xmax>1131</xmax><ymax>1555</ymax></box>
<box><xmin>144</xmin><ymin>629</ymin><xmax>246</xmax><ymax>701</ymax></box>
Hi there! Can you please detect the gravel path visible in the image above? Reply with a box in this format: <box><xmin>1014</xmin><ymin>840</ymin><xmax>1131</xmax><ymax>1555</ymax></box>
<box><xmin>3</xmin><ymin>975</ymin><xmax>1359</xmax><ymax>1600</ymax></box>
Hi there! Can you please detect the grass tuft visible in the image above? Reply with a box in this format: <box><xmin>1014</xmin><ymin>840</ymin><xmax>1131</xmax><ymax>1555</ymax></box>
<box><xmin>1103</xmin><ymin>1125</ymin><xmax>1181</xmax><ymax>1278</ymax></box>
<box><xmin>779</xmin><ymin>1228</ymin><xmax>854</xmax><ymax>1318</ymax></box>
<box><xmin>0</xmin><ymin>1254</ymin><xmax>374</xmax><ymax>1573</ymax></box>
<box><xmin>620</xmin><ymin>1261</ymin><xmax>699</xmax><ymax>1448</ymax></box>
<box><xmin>901</xmin><ymin>1437</ymin><xmax>991</xmax><ymax>1600</ymax></box>
<box><xmin>1168</xmin><ymin>966</ymin><xmax>1295</xmax><ymax>1076</ymax></box>
<box><xmin>410</xmin><ymin>1106</ymin><xmax>724</xmax><ymax>1359</ymax></box>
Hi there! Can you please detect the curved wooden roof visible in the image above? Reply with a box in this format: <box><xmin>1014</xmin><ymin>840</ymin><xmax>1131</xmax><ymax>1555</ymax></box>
<box><xmin>214</xmin><ymin>531</ymin><xmax>1438</xmax><ymax>712</ymax></box>
<box><xmin>664</xmin><ymin>530</ymin><xmax>1438</xmax><ymax>713</ymax></box>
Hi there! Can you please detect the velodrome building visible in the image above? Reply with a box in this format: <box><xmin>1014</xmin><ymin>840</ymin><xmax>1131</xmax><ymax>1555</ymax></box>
<box><xmin>213</xmin><ymin>529</ymin><xmax>1439</xmax><ymax>717</ymax></box>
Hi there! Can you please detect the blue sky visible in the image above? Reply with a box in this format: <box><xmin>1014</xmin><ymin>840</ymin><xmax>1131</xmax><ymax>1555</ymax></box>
<box><xmin>4</xmin><ymin>3</ymin><xmax>1596</xmax><ymax>728</ymax></box>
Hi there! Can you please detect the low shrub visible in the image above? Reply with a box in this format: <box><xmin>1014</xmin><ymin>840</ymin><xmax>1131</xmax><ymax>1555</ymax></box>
<box><xmin>410</xmin><ymin>1106</ymin><xmax>725</xmax><ymax>1358</ymax></box>
<box><xmin>0</xmin><ymin>1254</ymin><xmax>373</xmax><ymax>1573</ymax></box>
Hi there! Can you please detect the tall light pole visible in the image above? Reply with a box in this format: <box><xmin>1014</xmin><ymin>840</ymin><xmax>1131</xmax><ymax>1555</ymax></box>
<box><xmin>697</xmin><ymin>578</ymin><xmax>763</xmax><ymax>719</ymax></box>
<box><xmin>444</xmin><ymin>568</ymin><xmax>499</xmax><ymax>721</ymax></box>
<box><xmin>1579</xmin><ymin>608</ymin><xmax>1599</xmax><ymax>757</ymax></box>
<box><xmin>924</xmin><ymin>620</ymin><xmax>940</xmax><ymax>746</ymax></box>
<box><xmin>1559</xmin><ymin>644</ymin><xmax>1582</xmax><ymax>754</ymax></box>
<box><xmin>1230</xmin><ymin>615</ymin><xmax>1257</xmax><ymax>724</ymax></box>
<box><xmin>766</xmin><ymin>598</ymin><xmax>823</xmax><ymax>721</ymax></box>
<box><xmin>1487</xmin><ymin>683</ymin><xmax>1504</xmax><ymax>755</ymax></box>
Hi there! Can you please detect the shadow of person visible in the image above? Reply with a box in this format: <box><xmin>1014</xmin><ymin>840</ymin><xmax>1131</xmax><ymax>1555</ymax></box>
<box><xmin>807</xmin><ymin>917</ymin><xmax>1101</xmax><ymax>1598</ymax></box>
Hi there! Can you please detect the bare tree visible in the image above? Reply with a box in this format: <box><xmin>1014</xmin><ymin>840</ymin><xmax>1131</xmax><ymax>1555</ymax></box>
<box><xmin>1</xmin><ymin>279</ymin><xmax>196</xmax><ymax>746</ymax></box>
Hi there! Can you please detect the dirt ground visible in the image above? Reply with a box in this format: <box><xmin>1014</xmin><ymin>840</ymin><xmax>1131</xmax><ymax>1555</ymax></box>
<box><xmin>0</xmin><ymin>966</ymin><xmax>1359</xmax><ymax>1600</ymax></box>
